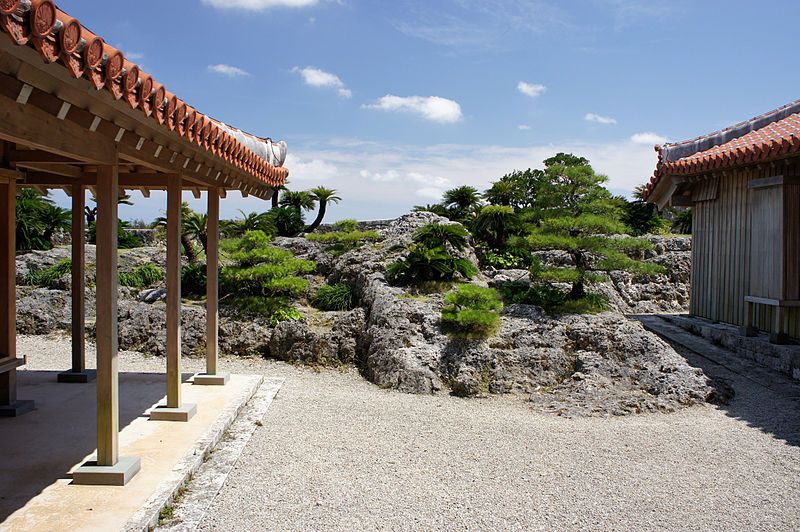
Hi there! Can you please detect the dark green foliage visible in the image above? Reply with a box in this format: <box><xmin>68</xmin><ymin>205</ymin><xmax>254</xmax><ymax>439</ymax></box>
<box><xmin>483</xmin><ymin>169</ymin><xmax>541</xmax><ymax>210</ymax></box>
<box><xmin>386</xmin><ymin>244</ymin><xmax>477</xmax><ymax>286</ymax></box>
<box><xmin>118</xmin><ymin>264</ymin><xmax>163</xmax><ymax>288</ymax></box>
<box><xmin>413</xmin><ymin>223</ymin><xmax>469</xmax><ymax>250</ymax></box>
<box><xmin>441</xmin><ymin>284</ymin><xmax>503</xmax><ymax>338</ymax></box>
<box><xmin>496</xmin><ymin>280</ymin><xmax>609</xmax><ymax>315</ymax></box>
<box><xmin>181</xmin><ymin>262</ymin><xmax>208</xmax><ymax>296</ymax></box>
<box><xmin>15</xmin><ymin>189</ymin><xmax>70</xmax><ymax>251</ymax></box>
<box><xmin>472</xmin><ymin>205</ymin><xmax>522</xmax><ymax>248</ymax></box>
<box><xmin>671</xmin><ymin>208</ymin><xmax>692</xmax><ymax>234</ymax></box>
<box><xmin>412</xmin><ymin>203</ymin><xmax>451</xmax><ymax>217</ymax></box>
<box><xmin>442</xmin><ymin>186</ymin><xmax>482</xmax><ymax>220</ymax></box>
<box><xmin>305</xmin><ymin>187</ymin><xmax>341</xmax><ymax>233</ymax></box>
<box><xmin>87</xmin><ymin>221</ymin><xmax>142</xmax><ymax>249</ymax></box>
<box><xmin>622</xmin><ymin>200</ymin><xmax>670</xmax><ymax>236</ymax></box>
<box><xmin>221</xmin><ymin>210</ymin><xmax>272</xmax><ymax>238</ymax></box>
<box><xmin>23</xmin><ymin>259</ymin><xmax>71</xmax><ymax>287</ymax></box>
<box><xmin>478</xmin><ymin>246</ymin><xmax>532</xmax><ymax>270</ymax></box>
<box><xmin>263</xmin><ymin>206</ymin><xmax>305</xmax><ymax>237</ymax></box>
<box><xmin>313</xmin><ymin>283</ymin><xmax>354</xmax><ymax>311</ymax></box>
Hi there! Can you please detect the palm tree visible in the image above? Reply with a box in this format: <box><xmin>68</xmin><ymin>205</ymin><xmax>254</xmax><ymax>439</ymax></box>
<box><xmin>153</xmin><ymin>202</ymin><xmax>198</xmax><ymax>263</ymax></box>
<box><xmin>304</xmin><ymin>187</ymin><xmax>341</xmax><ymax>232</ymax></box>
<box><xmin>223</xmin><ymin>210</ymin><xmax>270</xmax><ymax>238</ymax></box>
<box><xmin>442</xmin><ymin>186</ymin><xmax>481</xmax><ymax>218</ymax></box>
<box><xmin>472</xmin><ymin>205</ymin><xmax>521</xmax><ymax>248</ymax></box>
<box><xmin>183</xmin><ymin>212</ymin><xmax>209</xmax><ymax>254</ymax></box>
<box><xmin>40</xmin><ymin>203</ymin><xmax>71</xmax><ymax>242</ymax></box>
<box><xmin>270</xmin><ymin>182</ymin><xmax>289</xmax><ymax>210</ymax></box>
<box><xmin>86</xmin><ymin>192</ymin><xmax>133</xmax><ymax>225</ymax></box>
<box><xmin>483</xmin><ymin>180</ymin><xmax>519</xmax><ymax>207</ymax></box>
<box><xmin>279</xmin><ymin>190</ymin><xmax>316</xmax><ymax>213</ymax></box>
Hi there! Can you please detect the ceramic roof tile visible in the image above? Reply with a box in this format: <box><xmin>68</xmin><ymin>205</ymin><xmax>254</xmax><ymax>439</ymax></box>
<box><xmin>643</xmin><ymin>100</ymin><xmax>800</xmax><ymax>200</ymax></box>
<box><xmin>0</xmin><ymin>0</ymin><xmax>288</xmax><ymax>188</ymax></box>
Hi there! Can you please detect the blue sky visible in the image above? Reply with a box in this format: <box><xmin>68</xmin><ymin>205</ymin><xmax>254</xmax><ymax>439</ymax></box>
<box><xmin>51</xmin><ymin>0</ymin><xmax>800</xmax><ymax>222</ymax></box>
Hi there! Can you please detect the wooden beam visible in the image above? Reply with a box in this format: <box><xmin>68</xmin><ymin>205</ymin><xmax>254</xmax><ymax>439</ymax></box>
<box><xmin>207</xmin><ymin>188</ymin><xmax>220</xmax><ymax>376</ymax></box>
<box><xmin>71</xmin><ymin>185</ymin><xmax>86</xmax><ymax>373</ymax></box>
<box><xmin>0</xmin><ymin>82</ymin><xmax>116</xmax><ymax>165</ymax></box>
<box><xmin>0</xmin><ymin>178</ymin><xmax>17</xmax><ymax>407</ymax></box>
<box><xmin>139</xmin><ymin>187</ymin><xmax>150</xmax><ymax>198</ymax></box>
<box><xmin>166</xmin><ymin>174</ymin><xmax>182</xmax><ymax>409</ymax></box>
<box><xmin>15</xmin><ymin>162</ymin><xmax>83</xmax><ymax>178</ymax></box>
<box><xmin>191</xmin><ymin>187</ymin><xmax>201</xmax><ymax>199</ymax></box>
<box><xmin>95</xmin><ymin>164</ymin><xmax>119</xmax><ymax>466</ymax></box>
<box><xmin>8</xmin><ymin>149</ymin><xmax>80</xmax><ymax>164</ymax></box>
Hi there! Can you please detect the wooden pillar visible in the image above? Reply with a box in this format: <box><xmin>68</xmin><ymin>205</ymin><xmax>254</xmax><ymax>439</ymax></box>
<box><xmin>206</xmin><ymin>188</ymin><xmax>219</xmax><ymax>374</ymax></box>
<box><xmin>0</xmin><ymin>178</ymin><xmax>32</xmax><ymax>416</ymax></box>
<box><xmin>194</xmin><ymin>187</ymin><xmax>228</xmax><ymax>386</ymax></box>
<box><xmin>166</xmin><ymin>174</ymin><xmax>182</xmax><ymax>407</ymax></box>
<box><xmin>151</xmin><ymin>175</ymin><xmax>196</xmax><ymax>420</ymax></box>
<box><xmin>58</xmin><ymin>184</ymin><xmax>94</xmax><ymax>383</ymax></box>
<box><xmin>73</xmin><ymin>163</ymin><xmax>140</xmax><ymax>485</ymax></box>
<box><xmin>95</xmin><ymin>165</ymin><xmax>119</xmax><ymax>466</ymax></box>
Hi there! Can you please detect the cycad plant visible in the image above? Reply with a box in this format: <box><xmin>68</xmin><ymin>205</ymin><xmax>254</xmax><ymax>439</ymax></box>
<box><xmin>413</xmin><ymin>222</ymin><xmax>469</xmax><ymax>250</ymax></box>
<box><xmin>442</xmin><ymin>186</ymin><xmax>481</xmax><ymax>220</ymax></box>
<box><xmin>305</xmin><ymin>187</ymin><xmax>341</xmax><ymax>233</ymax></box>
<box><xmin>386</xmin><ymin>222</ymin><xmax>476</xmax><ymax>286</ymax></box>
<box><xmin>472</xmin><ymin>205</ymin><xmax>521</xmax><ymax>249</ymax></box>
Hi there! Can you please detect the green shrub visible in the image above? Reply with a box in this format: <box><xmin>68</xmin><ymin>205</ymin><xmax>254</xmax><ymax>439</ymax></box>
<box><xmin>87</xmin><ymin>221</ymin><xmax>142</xmax><ymax>249</ymax></box>
<box><xmin>118</xmin><ymin>264</ymin><xmax>163</xmax><ymax>288</ymax></box>
<box><xmin>385</xmin><ymin>244</ymin><xmax>477</xmax><ymax>286</ymax></box>
<box><xmin>181</xmin><ymin>262</ymin><xmax>207</xmax><ymax>296</ymax></box>
<box><xmin>496</xmin><ymin>280</ymin><xmax>608</xmax><ymax>315</ymax></box>
<box><xmin>306</xmin><ymin>229</ymin><xmax>381</xmax><ymax>255</ymax></box>
<box><xmin>413</xmin><ymin>223</ymin><xmax>469</xmax><ymax>250</ymax></box>
<box><xmin>313</xmin><ymin>283</ymin><xmax>354</xmax><ymax>311</ymax></box>
<box><xmin>229</xmin><ymin>296</ymin><xmax>303</xmax><ymax>324</ymax></box>
<box><xmin>441</xmin><ymin>284</ymin><xmax>503</xmax><ymax>339</ymax></box>
<box><xmin>23</xmin><ymin>259</ymin><xmax>72</xmax><ymax>287</ymax></box>
<box><xmin>334</xmin><ymin>219</ymin><xmax>359</xmax><ymax>232</ymax></box>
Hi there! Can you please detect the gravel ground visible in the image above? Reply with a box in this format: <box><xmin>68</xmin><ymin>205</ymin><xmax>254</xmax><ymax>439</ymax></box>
<box><xmin>18</xmin><ymin>333</ymin><xmax>800</xmax><ymax>531</ymax></box>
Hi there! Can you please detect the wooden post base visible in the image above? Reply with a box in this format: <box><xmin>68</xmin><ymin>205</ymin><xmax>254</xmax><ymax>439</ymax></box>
<box><xmin>72</xmin><ymin>456</ymin><xmax>141</xmax><ymax>486</ymax></box>
<box><xmin>149</xmin><ymin>403</ymin><xmax>197</xmax><ymax>422</ymax></box>
<box><xmin>0</xmin><ymin>399</ymin><xmax>34</xmax><ymax>417</ymax></box>
<box><xmin>770</xmin><ymin>332</ymin><xmax>792</xmax><ymax>345</ymax></box>
<box><xmin>57</xmin><ymin>369</ymin><xmax>97</xmax><ymax>384</ymax></box>
<box><xmin>193</xmin><ymin>372</ymin><xmax>230</xmax><ymax>386</ymax></box>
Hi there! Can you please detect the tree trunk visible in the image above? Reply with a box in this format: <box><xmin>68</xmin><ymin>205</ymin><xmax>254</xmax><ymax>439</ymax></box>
<box><xmin>570</xmin><ymin>250</ymin><xmax>586</xmax><ymax>300</ymax></box>
<box><xmin>199</xmin><ymin>234</ymin><xmax>208</xmax><ymax>255</ymax></box>
<box><xmin>271</xmin><ymin>190</ymin><xmax>279</xmax><ymax>209</ymax></box>
<box><xmin>181</xmin><ymin>234</ymin><xmax>198</xmax><ymax>264</ymax></box>
<box><xmin>304</xmin><ymin>202</ymin><xmax>327</xmax><ymax>233</ymax></box>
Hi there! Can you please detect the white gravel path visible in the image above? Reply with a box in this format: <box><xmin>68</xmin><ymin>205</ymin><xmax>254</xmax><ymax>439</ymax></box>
<box><xmin>17</xmin><ymin>333</ymin><xmax>800</xmax><ymax>531</ymax></box>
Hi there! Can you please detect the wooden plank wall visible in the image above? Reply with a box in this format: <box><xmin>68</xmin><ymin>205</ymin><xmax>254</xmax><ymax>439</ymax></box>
<box><xmin>691</xmin><ymin>165</ymin><xmax>799</xmax><ymax>338</ymax></box>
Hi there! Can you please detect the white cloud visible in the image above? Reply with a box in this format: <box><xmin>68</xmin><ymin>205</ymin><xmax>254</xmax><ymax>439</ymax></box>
<box><xmin>202</xmin><ymin>0</ymin><xmax>317</xmax><ymax>10</ymax></box>
<box><xmin>364</xmin><ymin>95</ymin><xmax>463</xmax><ymax>124</ymax></box>
<box><xmin>416</xmin><ymin>187</ymin><xmax>447</xmax><ymax>200</ymax></box>
<box><xmin>630</xmin><ymin>132</ymin><xmax>668</xmax><ymax>145</ymax></box>
<box><xmin>517</xmin><ymin>81</ymin><xmax>546</xmax><ymax>98</ymax></box>
<box><xmin>284</xmin><ymin>153</ymin><xmax>338</xmax><ymax>181</ymax></box>
<box><xmin>359</xmin><ymin>169</ymin><xmax>400</xmax><ymax>182</ymax></box>
<box><xmin>585</xmin><ymin>112</ymin><xmax>617</xmax><ymax>125</ymax></box>
<box><xmin>208</xmin><ymin>64</ymin><xmax>251</xmax><ymax>78</ymax></box>
<box><xmin>518</xmin><ymin>124</ymin><xmax>531</xmax><ymax>130</ymax></box>
<box><xmin>292</xmin><ymin>66</ymin><xmax>351</xmax><ymax>98</ymax></box>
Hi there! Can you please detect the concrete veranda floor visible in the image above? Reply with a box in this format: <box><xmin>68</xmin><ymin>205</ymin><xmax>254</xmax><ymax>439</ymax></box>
<box><xmin>0</xmin><ymin>365</ymin><xmax>266</xmax><ymax>531</ymax></box>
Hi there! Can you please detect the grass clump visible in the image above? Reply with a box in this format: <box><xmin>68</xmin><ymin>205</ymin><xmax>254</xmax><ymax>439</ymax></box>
<box><xmin>441</xmin><ymin>284</ymin><xmax>503</xmax><ymax>339</ymax></box>
<box><xmin>118</xmin><ymin>263</ymin><xmax>163</xmax><ymax>288</ymax></box>
<box><xmin>313</xmin><ymin>283</ymin><xmax>354</xmax><ymax>311</ymax></box>
<box><xmin>306</xmin><ymin>227</ymin><xmax>381</xmax><ymax>255</ymax></box>
<box><xmin>23</xmin><ymin>259</ymin><xmax>71</xmax><ymax>287</ymax></box>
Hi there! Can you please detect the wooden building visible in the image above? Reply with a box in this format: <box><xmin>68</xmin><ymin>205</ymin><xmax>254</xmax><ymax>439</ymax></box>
<box><xmin>0</xmin><ymin>0</ymin><xmax>288</xmax><ymax>485</ymax></box>
<box><xmin>644</xmin><ymin>100</ymin><xmax>800</xmax><ymax>343</ymax></box>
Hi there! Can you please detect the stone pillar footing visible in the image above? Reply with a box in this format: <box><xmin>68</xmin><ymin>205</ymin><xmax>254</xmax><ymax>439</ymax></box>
<box><xmin>0</xmin><ymin>399</ymin><xmax>34</xmax><ymax>417</ymax></box>
<box><xmin>193</xmin><ymin>372</ymin><xmax>230</xmax><ymax>386</ymax></box>
<box><xmin>740</xmin><ymin>326</ymin><xmax>759</xmax><ymax>338</ymax></box>
<box><xmin>57</xmin><ymin>369</ymin><xmax>97</xmax><ymax>384</ymax></box>
<box><xmin>72</xmin><ymin>456</ymin><xmax>141</xmax><ymax>486</ymax></box>
<box><xmin>149</xmin><ymin>403</ymin><xmax>197</xmax><ymax>422</ymax></box>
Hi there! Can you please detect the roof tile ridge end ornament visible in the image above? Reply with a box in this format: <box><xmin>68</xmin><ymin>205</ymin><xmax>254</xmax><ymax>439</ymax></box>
<box><xmin>660</xmin><ymin>98</ymin><xmax>800</xmax><ymax>164</ymax></box>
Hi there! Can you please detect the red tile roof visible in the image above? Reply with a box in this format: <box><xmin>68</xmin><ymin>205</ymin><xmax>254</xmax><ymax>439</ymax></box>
<box><xmin>0</xmin><ymin>0</ymin><xmax>288</xmax><ymax>188</ymax></box>
<box><xmin>643</xmin><ymin>99</ymin><xmax>800</xmax><ymax>200</ymax></box>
